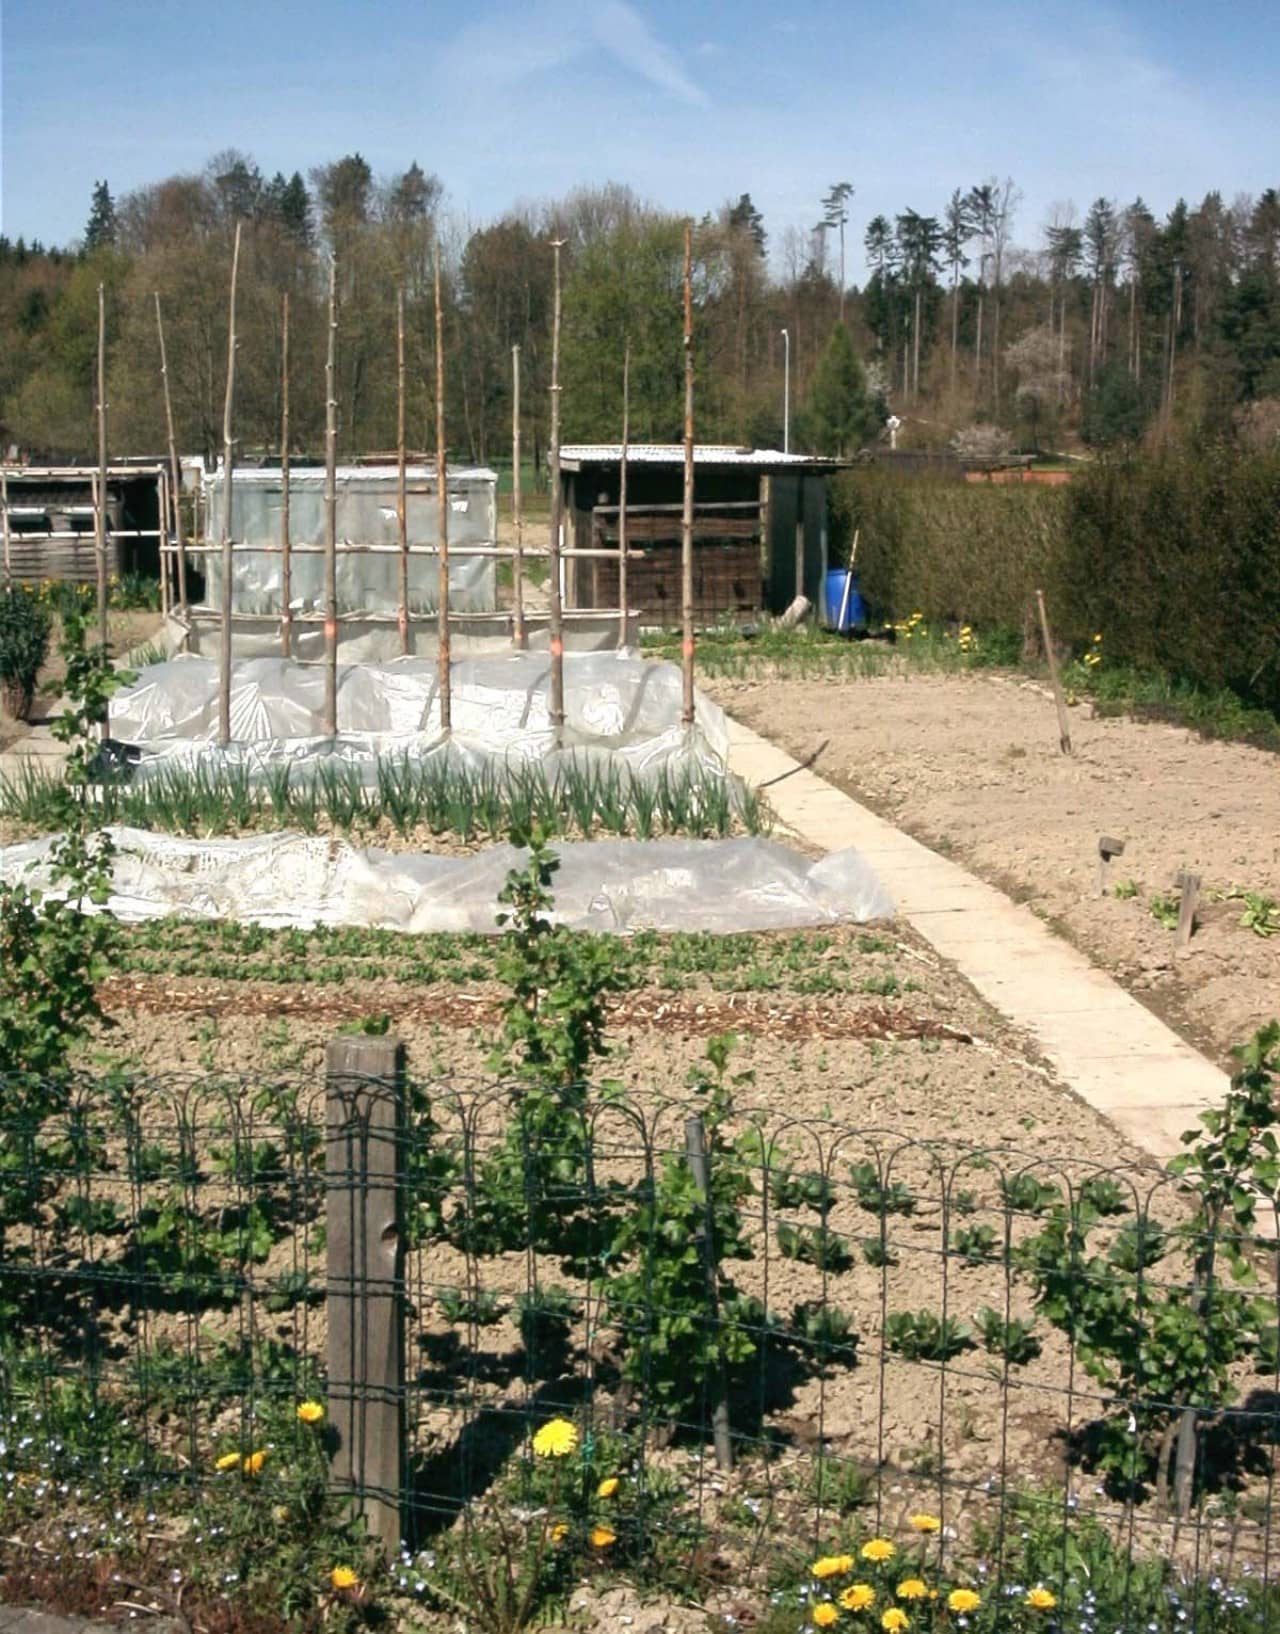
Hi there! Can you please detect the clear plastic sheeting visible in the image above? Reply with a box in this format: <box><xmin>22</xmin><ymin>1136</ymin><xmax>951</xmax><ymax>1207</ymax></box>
<box><xmin>201</xmin><ymin>465</ymin><xmax>497</xmax><ymax>615</ymax></box>
<box><xmin>109</xmin><ymin>653</ymin><xmax>730</xmax><ymax>779</ymax></box>
<box><xmin>0</xmin><ymin>831</ymin><xmax>894</xmax><ymax>934</ymax></box>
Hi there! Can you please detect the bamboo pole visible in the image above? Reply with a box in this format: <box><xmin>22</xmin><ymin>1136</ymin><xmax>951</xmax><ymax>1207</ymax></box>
<box><xmin>1</xmin><ymin>473</ymin><xmax>12</xmax><ymax>584</ymax></box>
<box><xmin>434</xmin><ymin>248</ymin><xmax>451</xmax><ymax>733</ymax></box>
<box><xmin>217</xmin><ymin>222</ymin><xmax>243</xmax><ymax>747</ymax></box>
<box><xmin>154</xmin><ymin>292</ymin><xmax>189</xmax><ymax>618</ymax></box>
<box><xmin>617</xmin><ymin>336</ymin><xmax>630</xmax><ymax>649</ymax></box>
<box><xmin>680</xmin><ymin>221</ymin><xmax>695</xmax><ymax>729</ymax></box>
<box><xmin>396</xmin><ymin>286</ymin><xmax>409</xmax><ymax>654</ymax></box>
<box><xmin>511</xmin><ymin>343</ymin><xmax>526</xmax><ymax>650</ymax></box>
<box><xmin>281</xmin><ymin>291</ymin><xmax>292</xmax><ymax>658</ymax></box>
<box><xmin>548</xmin><ymin>238</ymin><xmax>566</xmax><ymax>738</ymax></box>
<box><xmin>95</xmin><ymin>282</ymin><xmax>109</xmax><ymax>650</ymax></box>
<box><xmin>323</xmin><ymin>257</ymin><xmax>339</xmax><ymax>738</ymax></box>
<box><xmin>157</xmin><ymin>467</ymin><xmax>170</xmax><ymax>619</ymax></box>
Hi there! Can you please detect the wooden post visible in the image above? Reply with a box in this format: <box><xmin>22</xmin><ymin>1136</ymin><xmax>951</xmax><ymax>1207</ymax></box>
<box><xmin>281</xmin><ymin>291</ymin><xmax>292</xmax><ymax>659</ymax></box>
<box><xmin>325</xmin><ymin>1033</ymin><xmax>406</xmax><ymax>1558</ymax></box>
<box><xmin>154</xmin><ymin>291</ymin><xmax>189</xmax><ymax>618</ymax></box>
<box><xmin>684</xmin><ymin>1115</ymin><xmax>733</xmax><ymax>1472</ymax></box>
<box><xmin>548</xmin><ymin>238</ymin><xmax>566</xmax><ymax>740</ymax></box>
<box><xmin>95</xmin><ymin>281</ymin><xmax>110</xmax><ymax>651</ymax></box>
<box><xmin>396</xmin><ymin>287</ymin><xmax>409</xmax><ymax>655</ymax></box>
<box><xmin>681</xmin><ymin>221</ymin><xmax>695</xmax><ymax>729</ymax></box>
<box><xmin>1034</xmin><ymin>589</ymin><xmax>1072</xmax><ymax>756</ymax></box>
<box><xmin>323</xmin><ymin>257</ymin><xmax>339</xmax><ymax>738</ymax></box>
<box><xmin>511</xmin><ymin>344</ymin><xmax>526</xmax><ymax>650</ymax></box>
<box><xmin>217</xmin><ymin>223</ymin><xmax>242</xmax><ymax>748</ymax></box>
<box><xmin>1</xmin><ymin>472</ymin><xmax>12</xmax><ymax>584</ymax></box>
<box><xmin>434</xmin><ymin>249</ymin><xmax>451</xmax><ymax>733</ymax></box>
<box><xmin>1176</xmin><ymin>871</ymin><xmax>1201</xmax><ymax>950</ymax></box>
<box><xmin>618</xmin><ymin>337</ymin><xmax>630</xmax><ymax>649</ymax></box>
<box><xmin>157</xmin><ymin>467</ymin><xmax>171</xmax><ymax>620</ymax></box>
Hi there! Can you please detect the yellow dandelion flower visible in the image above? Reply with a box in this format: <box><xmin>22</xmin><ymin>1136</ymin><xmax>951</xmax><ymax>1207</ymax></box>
<box><xmin>840</xmin><ymin>1583</ymin><xmax>876</xmax><ymax>1612</ymax></box>
<box><xmin>549</xmin><ymin>1522</ymin><xmax>570</xmax><ymax>1544</ymax></box>
<box><xmin>896</xmin><ymin>1580</ymin><xmax>928</xmax><ymax>1601</ymax></box>
<box><xmin>813</xmin><ymin>1554</ymin><xmax>856</xmax><ymax>1579</ymax></box>
<box><xmin>881</xmin><ymin>1611</ymin><xmax>909</xmax><ymax>1633</ymax></box>
<box><xmin>242</xmin><ymin>1450</ymin><xmax>267</xmax><ymax>1475</ymax></box>
<box><xmin>907</xmin><ymin>1513</ymin><xmax>941</xmax><ymax>1533</ymax></box>
<box><xmin>861</xmin><ymin>1538</ymin><xmax>896</xmax><ymax>1563</ymax></box>
<box><xmin>1025</xmin><ymin>1587</ymin><xmax>1057</xmax><ymax>1610</ymax></box>
<box><xmin>590</xmin><ymin>1525</ymin><xmax>616</xmax><ymax>1548</ymax></box>
<box><xmin>948</xmin><ymin>1588</ymin><xmax>981</xmax><ymax>1613</ymax></box>
<box><xmin>297</xmin><ymin>1400</ymin><xmax>325</xmax><ymax>1425</ymax></box>
<box><xmin>597</xmin><ymin>1476</ymin><xmax>620</xmax><ymax>1499</ymax></box>
<box><xmin>532</xmin><ymin>1417</ymin><xmax>579</xmax><ymax>1458</ymax></box>
<box><xmin>814</xmin><ymin>1605</ymin><xmax>840</xmax><ymax>1628</ymax></box>
<box><xmin>330</xmin><ymin>1565</ymin><xmax>359</xmax><ymax>1592</ymax></box>
<box><xmin>214</xmin><ymin>1451</ymin><xmax>241</xmax><ymax>1472</ymax></box>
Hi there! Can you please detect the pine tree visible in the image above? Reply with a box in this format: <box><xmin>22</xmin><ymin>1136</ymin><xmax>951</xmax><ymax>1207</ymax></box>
<box><xmin>84</xmin><ymin>180</ymin><xmax>117</xmax><ymax>251</ymax></box>
<box><xmin>800</xmin><ymin>323</ymin><xmax>882</xmax><ymax>456</ymax></box>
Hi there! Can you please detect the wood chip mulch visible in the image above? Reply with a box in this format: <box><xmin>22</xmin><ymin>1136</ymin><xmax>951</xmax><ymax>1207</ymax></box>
<box><xmin>98</xmin><ymin>975</ymin><xmax>972</xmax><ymax>1045</ymax></box>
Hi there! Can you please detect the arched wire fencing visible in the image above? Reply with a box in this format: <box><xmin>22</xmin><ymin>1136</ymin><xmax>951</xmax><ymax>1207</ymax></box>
<box><xmin>2</xmin><ymin>1037</ymin><xmax>1279</xmax><ymax>1629</ymax></box>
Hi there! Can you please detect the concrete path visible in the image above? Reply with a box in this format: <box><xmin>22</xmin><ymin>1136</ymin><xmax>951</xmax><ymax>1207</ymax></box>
<box><xmin>725</xmin><ymin>714</ymin><xmax>1230</xmax><ymax>1163</ymax></box>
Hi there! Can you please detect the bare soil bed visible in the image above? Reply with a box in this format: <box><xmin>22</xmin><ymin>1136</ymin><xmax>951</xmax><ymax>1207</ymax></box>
<box><xmin>706</xmin><ymin>671</ymin><xmax>1280</xmax><ymax>1071</ymax></box>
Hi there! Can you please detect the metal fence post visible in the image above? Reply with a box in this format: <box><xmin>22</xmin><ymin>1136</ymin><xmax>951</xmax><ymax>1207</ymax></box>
<box><xmin>326</xmin><ymin>1034</ymin><xmax>406</xmax><ymax>1556</ymax></box>
<box><xmin>685</xmin><ymin>1114</ymin><xmax>733</xmax><ymax>1472</ymax></box>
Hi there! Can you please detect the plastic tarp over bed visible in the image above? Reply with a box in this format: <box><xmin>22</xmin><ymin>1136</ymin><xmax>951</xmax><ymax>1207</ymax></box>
<box><xmin>109</xmin><ymin>652</ymin><xmax>730</xmax><ymax>778</ymax></box>
<box><xmin>201</xmin><ymin>464</ymin><xmax>497</xmax><ymax>615</ymax></box>
<box><xmin>0</xmin><ymin>831</ymin><xmax>893</xmax><ymax>934</ymax></box>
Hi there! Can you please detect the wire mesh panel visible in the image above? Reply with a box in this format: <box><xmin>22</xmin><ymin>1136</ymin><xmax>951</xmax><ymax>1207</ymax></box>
<box><xmin>2</xmin><ymin>1065</ymin><xmax>1279</xmax><ymax>1629</ymax></box>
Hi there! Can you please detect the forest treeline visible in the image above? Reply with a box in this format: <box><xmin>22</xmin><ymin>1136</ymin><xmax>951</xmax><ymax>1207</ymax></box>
<box><xmin>1</xmin><ymin>151</ymin><xmax>1278</xmax><ymax>466</ymax></box>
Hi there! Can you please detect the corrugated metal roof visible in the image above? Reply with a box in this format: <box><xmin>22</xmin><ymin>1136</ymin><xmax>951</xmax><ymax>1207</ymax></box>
<box><xmin>559</xmin><ymin>444</ymin><xmax>838</xmax><ymax>470</ymax></box>
<box><xmin>204</xmin><ymin>464</ymin><xmax>497</xmax><ymax>486</ymax></box>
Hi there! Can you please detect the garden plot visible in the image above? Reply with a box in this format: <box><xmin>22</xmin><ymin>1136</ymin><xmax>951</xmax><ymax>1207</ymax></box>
<box><xmin>706</xmin><ymin>670</ymin><xmax>1280</xmax><ymax>1071</ymax></box>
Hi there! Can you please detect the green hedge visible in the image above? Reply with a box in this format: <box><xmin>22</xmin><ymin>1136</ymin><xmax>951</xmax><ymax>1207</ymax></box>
<box><xmin>837</xmin><ymin>469</ymin><xmax>1067</xmax><ymax>632</ymax></box>
<box><xmin>837</xmin><ymin>447</ymin><xmax>1280</xmax><ymax>717</ymax></box>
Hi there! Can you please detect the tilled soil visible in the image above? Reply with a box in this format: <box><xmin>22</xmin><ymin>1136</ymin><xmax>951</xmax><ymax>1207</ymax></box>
<box><xmin>706</xmin><ymin>671</ymin><xmax>1280</xmax><ymax>1071</ymax></box>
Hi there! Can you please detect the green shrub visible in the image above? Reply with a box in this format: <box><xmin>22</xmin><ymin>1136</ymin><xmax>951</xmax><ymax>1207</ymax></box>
<box><xmin>0</xmin><ymin>585</ymin><xmax>53</xmax><ymax>710</ymax></box>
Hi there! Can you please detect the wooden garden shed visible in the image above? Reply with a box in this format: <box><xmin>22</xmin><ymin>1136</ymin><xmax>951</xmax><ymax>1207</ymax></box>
<box><xmin>557</xmin><ymin>446</ymin><xmax>842</xmax><ymax>626</ymax></box>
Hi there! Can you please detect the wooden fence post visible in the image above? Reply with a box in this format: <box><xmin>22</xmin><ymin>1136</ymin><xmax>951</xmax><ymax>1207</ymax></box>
<box><xmin>1034</xmin><ymin>588</ymin><xmax>1073</xmax><ymax>757</ymax></box>
<box><xmin>326</xmin><ymin>1033</ymin><xmax>406</xmax><ymax>1557</ymax></box>
<box><xmin>1176</xmin><ymin>870</ymin><xmax>1201</xmax><ymax>950</ymax></box>
<box><xmin>685</xmin><ymin>1115</ymin><xmax>733</xmax><ymax>1472</ymax></box>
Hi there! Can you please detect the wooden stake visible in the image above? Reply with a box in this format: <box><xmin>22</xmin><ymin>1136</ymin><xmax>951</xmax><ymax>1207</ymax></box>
<box><xmin>434</xmin><ymin>248</ymin><xmax>451</xmax><ymax>733</ymax></box>
<box><xmin>396</xmin><ymin>286</ymin><xmax>409</xmax><ymax>655</ymax></box>
<box><xmin>1034</xmin><ymin>588</ymin><xmax>1072</xmax><ymax>756</ymax></box>
<box><xmin>618</xmin><ymin>337</ymin><xmax>630</xmax><ymax>650</ymax></box>
<box><xmin>95</xmin><ymin>282</ymin><xmax>109</xmax><ymax>651</ymax></box>
<box><xmin>681</xmin><ymin>221</ymin><xmax>695</xmax><ymax>729</ymax></box>
<box><xmin>1176</xmin><ymin>871</ymin><xmax>1201</xmax><ymax>950</ymax></box>
<box><xmin>281</xmin><ymin>291</ymin><xmax>292</xmax><ymax>658</ymax></box>
<box><xmin>154</xmin><ymin>291</ymin><xmax>189</xmax><ymax>618</ymax></box>
<box><xmin>547</xmin><ymin>238</ymin><xmax>566</xmax><ymax>738</ymax></box>
<box><xmin>217</xmin><ymin>223</ymin><xmax>242</xmax><ymax>748</ymax></box>
<box><xmin>323</xmin><ymin>257</ymin><xmax>339</xmax><ymax>737</ymax></box>
<box><xmin>157</xmin><ymin>467</ymin><xmax>170</xmax><ymax>620</ymax></box>
<box><xmin>511</xmin><ymin>343</ymin><xmax>526</xmax><ymax>649</ymax></box>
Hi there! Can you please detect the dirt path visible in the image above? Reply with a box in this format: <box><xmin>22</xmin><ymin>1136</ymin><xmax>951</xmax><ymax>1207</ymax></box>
<box><xmin>706</xmin><ymin>671</ymin><xmax>1279</xmax><ymax>1070</ymax></box>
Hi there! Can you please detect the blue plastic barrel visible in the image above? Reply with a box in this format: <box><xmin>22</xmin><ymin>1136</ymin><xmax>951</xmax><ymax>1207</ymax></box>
<box><xmin>822</xmin><ymin>567</ymin><xmax>867</xmax><ymax>632</ymax></box>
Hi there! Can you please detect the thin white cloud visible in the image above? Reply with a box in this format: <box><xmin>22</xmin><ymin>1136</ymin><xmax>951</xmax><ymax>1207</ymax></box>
<box><xmin>440</xmin><ymin>0</ymin><xmax>706</xmax><ymax>107</ymax></box>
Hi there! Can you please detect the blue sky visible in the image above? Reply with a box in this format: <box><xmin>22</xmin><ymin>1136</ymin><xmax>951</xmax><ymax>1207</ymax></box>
<box><xmin>1</xmin><ymin>0</ymin><xmax>1276</xmax><ymax>273</ymax></box>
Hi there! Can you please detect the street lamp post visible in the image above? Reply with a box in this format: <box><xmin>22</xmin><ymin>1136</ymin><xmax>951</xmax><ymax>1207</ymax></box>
<box><xmin>781</xmin><ymin>327</ymin><xmax>790</xmax><ymax>453</ymax></box>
